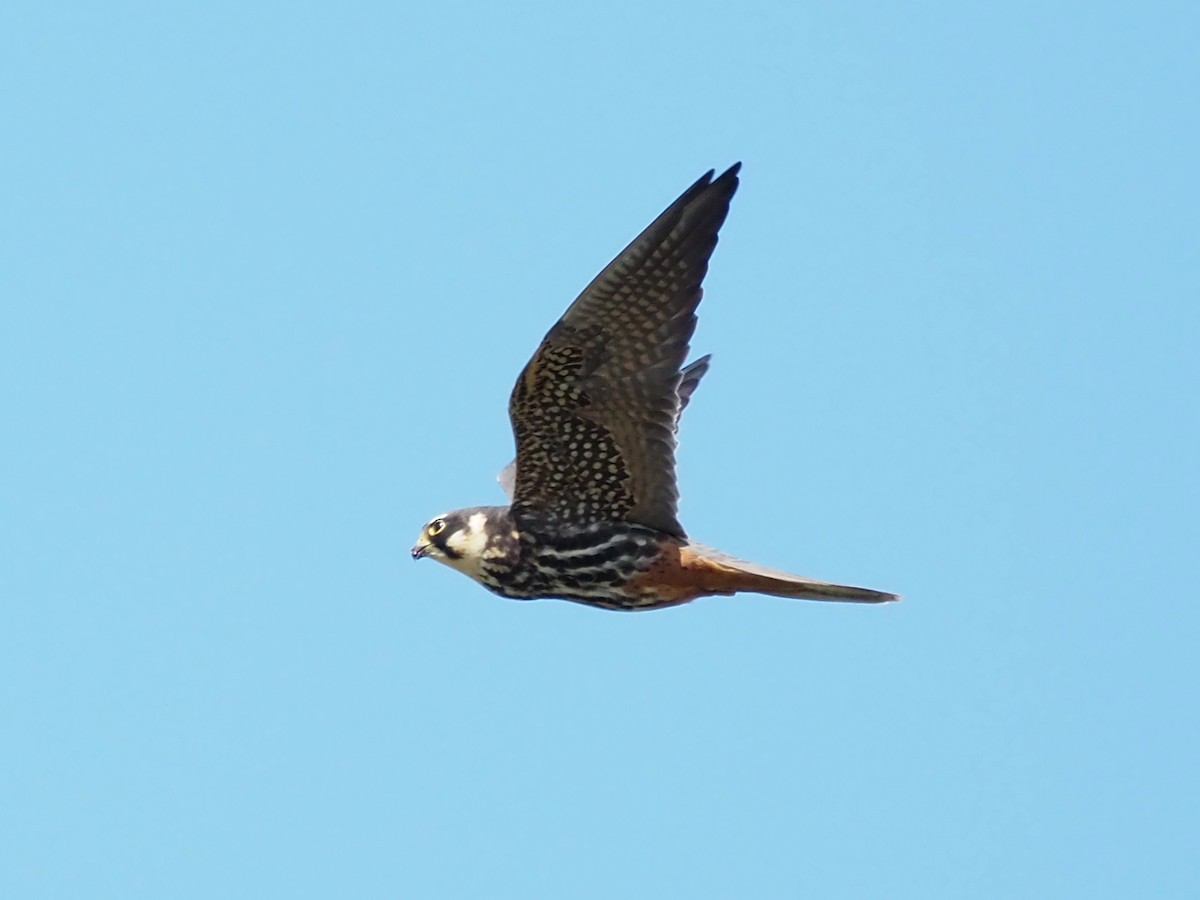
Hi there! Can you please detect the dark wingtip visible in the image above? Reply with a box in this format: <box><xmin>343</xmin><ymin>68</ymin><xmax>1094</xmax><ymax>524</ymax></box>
<box><xmin>715</xmin><ymin>162</ymin><xmax>742</xmax><ymax>191</ymax></box>
<box><xmin>680</xmin><ymin>162</ymin><xmax>741</xmax><ymax>208</ymax></box>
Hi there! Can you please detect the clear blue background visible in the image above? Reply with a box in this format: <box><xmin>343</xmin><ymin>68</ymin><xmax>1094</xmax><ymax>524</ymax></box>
<box><xmin>3</xmin><ymin>2</ymin><xmax>1197</xmax><ymax>897</ymax></box>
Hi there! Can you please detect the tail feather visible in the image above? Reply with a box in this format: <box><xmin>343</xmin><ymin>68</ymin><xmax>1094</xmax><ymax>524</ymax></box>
<box><xmin>685</xmin><ymin>542</ymin><xmax>898</xmax><ymax>604</ymax></box>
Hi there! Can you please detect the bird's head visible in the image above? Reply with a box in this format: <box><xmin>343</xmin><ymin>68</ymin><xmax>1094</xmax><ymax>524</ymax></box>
<box><xmin>411</xmin><ymin>507</ymin><xmax>498</xmax><ymax>581</ymax></box>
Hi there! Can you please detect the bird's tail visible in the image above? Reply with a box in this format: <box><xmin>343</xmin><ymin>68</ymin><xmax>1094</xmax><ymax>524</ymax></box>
<box><xmin>684</xmin><ymin>542</ymin><xmax>898</xmax><ymax>604</ymax></box>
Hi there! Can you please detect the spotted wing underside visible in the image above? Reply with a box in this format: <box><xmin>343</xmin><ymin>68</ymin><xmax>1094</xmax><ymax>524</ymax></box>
<box><xmin>507</xmin><ymin>165</ymin><xmax>740</xmax><ymax>537</ymax></box>
<box><xmin>497</xmin><ymin>354</ymin><xmax>712</xmax><ymax>501</ymax></box>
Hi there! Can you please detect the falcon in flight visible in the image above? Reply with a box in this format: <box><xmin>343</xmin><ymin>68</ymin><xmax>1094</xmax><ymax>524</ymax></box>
<box><xmin>412</xmin><ymin>164</ymin><xmax>897</xmax><ymax>611</ymax></box>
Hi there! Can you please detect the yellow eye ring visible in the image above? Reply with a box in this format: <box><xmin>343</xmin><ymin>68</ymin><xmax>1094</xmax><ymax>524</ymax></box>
<box><xmin>428</xmin><ymin>518</ymin><xmax>446</xmax><ymax>537</ymax></box>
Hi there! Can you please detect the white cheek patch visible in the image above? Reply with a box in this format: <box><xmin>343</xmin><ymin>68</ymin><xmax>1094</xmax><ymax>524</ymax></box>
<box><xmin>439</xmin><ymin>513</ymin><xmax>491</xmax><ymax>581</ymax></box>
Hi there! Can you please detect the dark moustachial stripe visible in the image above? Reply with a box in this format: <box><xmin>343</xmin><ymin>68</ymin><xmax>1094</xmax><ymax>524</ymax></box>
<box><xmin>432</xmin><ymin>531</ymin><xmax>462</xmax><ymax>560</ymax></box>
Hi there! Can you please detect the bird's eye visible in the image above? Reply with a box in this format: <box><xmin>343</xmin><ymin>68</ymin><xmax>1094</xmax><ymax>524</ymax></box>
<box><xmin>428</xmin><ymin>518</ymin><xmax>446</xmax><ymax>536</ymax></box>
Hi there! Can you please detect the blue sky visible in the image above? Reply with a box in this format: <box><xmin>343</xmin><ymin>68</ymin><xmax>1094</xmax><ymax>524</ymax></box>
<box><xmin>2</xmin><ymin>2</ymin><xmax>1197</xmax><ymax>897</ymax></box>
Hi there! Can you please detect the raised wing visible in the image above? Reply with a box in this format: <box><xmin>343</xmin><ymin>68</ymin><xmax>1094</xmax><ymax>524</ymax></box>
<box><xmin>497</xmin><ymin>458</ymin><xmax>517</xmax><ymax>500</ymax></box>
<box><xmin>497</xmin><ymin>354</ymin><xmax>712</xmax><ymax>502</ymax></box>
<box><xmin>507</xmin><ymin>165</ymin><xmax>740</xmax><ymax>537</ymax></box>
<box><xmin>674</xmin><ymin>354</ymin><xmax>710</xmax><ymax>422</ymax></box>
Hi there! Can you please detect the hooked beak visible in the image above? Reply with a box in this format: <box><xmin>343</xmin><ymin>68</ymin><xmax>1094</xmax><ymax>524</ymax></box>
<box><xmin>411</xmin><ymin>540</ymin><xmax>430</xmax><ymax>560</ymax></box>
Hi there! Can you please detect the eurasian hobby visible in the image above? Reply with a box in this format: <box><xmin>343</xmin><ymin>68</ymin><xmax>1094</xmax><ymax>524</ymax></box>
<box><xmin>413</xmin><ymin>164</ymin><xmax>897</xmax><ymax>611</ymax></box>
